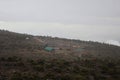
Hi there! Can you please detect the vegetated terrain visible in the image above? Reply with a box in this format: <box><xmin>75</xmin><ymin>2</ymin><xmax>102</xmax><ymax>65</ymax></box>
<box><xmin>0</xmin><ymin>30</ymin><xmax>120</xmax><ymax>80</ymax></box>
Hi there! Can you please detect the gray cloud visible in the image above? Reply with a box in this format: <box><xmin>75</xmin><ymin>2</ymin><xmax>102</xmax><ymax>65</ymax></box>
<box><xmin>0</xmin><ymin>0</ymin><xmax>120</xmax><ymax>25</ymax></box>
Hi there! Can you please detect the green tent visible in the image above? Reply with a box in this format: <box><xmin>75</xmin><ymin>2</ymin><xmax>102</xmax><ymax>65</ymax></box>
<box><xmin>44</xmin><ymin>47</ymin><xmax>54</xmax><ymax>52</ymax></box>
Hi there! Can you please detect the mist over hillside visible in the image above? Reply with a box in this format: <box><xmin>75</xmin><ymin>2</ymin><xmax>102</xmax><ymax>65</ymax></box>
<box><xmin>0</xmin><ymin>21</ymin><xmax>120</xmax><ymax>44</ymax></box>
<box><xmin>105</xmin><ymin>40</ymin><xmax>120</xmax><ymax>46</ymax></box>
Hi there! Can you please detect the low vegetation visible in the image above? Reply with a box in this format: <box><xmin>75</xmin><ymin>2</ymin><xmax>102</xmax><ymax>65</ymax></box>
<box><xmin>0</xmin><ymin>56</ymin><xmax>120</xmax><ymax>80</ymax></box>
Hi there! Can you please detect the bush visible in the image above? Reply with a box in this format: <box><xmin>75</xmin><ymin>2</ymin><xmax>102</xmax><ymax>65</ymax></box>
<box><xmin>33</xmin><ymin>65</ymin><xmax>44</xmax><ymax>72</ymax></box>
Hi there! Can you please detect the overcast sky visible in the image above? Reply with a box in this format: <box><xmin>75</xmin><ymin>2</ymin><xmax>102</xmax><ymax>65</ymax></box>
<box><xmin>0</xmin><ymin>0</ymin><xmax>120</xmax><ymax>44</ymax></box>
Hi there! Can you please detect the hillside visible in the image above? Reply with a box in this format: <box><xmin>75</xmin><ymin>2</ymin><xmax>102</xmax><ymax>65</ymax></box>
<box><xmin>0</xmin><ymin>30</ymin><xmax>120</xmax><ymax>80</ymax></box>
<box><xmin>0</xmin><ymin>30</ymin><xmax>120</xmax><ymax>60</ymax></box>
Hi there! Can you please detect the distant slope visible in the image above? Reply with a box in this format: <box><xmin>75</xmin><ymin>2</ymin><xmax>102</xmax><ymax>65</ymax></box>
<box><xmin>0</xmin><ymin>30</ymin><xmax>44</xmax><ymax>59</ymax></box>
<box><xmin>0</xmin><ymin>30</ymin><xmax>120</xmax><ymax>60</ymax></box>
<box><xmin>0</xmin><ymin>30</ymin><xmax>41</xmax><ymax>49</ymax></box>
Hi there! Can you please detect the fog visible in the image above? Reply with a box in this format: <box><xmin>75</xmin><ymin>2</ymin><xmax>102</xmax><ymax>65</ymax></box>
<box><xmin>0</xmin><ymin>22</ymin><xmax>120</xmax><ymax>43</ymax></box>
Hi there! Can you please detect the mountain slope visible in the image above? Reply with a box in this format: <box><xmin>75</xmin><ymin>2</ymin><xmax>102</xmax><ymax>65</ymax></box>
<box><xmin>0</xmin><ymin>30</ymin><xmax>120</xmax><ymax>60</ymax></box>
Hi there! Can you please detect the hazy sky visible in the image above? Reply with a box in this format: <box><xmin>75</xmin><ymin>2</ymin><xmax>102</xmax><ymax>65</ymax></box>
<box><xmin>0</xmin><ymin>0</ymin><xmax>120</xmax><ymax>43</ymax></box>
